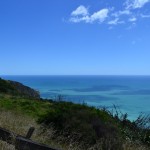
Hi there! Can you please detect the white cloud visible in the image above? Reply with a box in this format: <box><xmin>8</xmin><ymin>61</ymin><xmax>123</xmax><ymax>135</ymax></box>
<box><xmin>108</xmin><ymin>18</ymin><xmax>124</xmax><ymax>25</ymax></box>
<box><xmin>129</xmin><ymin>17</ymin><xmax>137</xmax><ymax>22</ymax></box>
<box><xmin>112</xmin><ymin>10</ymin><xmax>131</xmax><ymax>17</ymax></box>
<box><xmin>125</xmin><ymin>0</ymin><xmax>150</xmax><ymax>9</ymax></box>
<box><xmin>71</xmin><ymin>5</ymin><xmax>88</xmax><ymax>16</ymax></box>
<box><xmin>108</xmin><ymin>18</ymin><xmax>119</xmax><ymax>25</ymax></box>
<box><xmin>90</xmin><ymin>9</ymin><xmax>109</xmax><ymax>23</ymax></box>
<box><xmin>141</xmin><ymin>14</ymin><xmax>150</xmax><ymax>18</ymax></box>
<box><xmin>70</xmin><ymin>7</ymin><xmax>109</xmax><ymax>23</ymax></box>
<box><xmin>70</xmin><ymin>16</ymin><xmax>90</xmax><ymax>23</ymax></box>
<box><xmin>81</xmin><ymin>16</ymin><xmax>91</xmax><ymax>23</ymax></box>
<box><xmin>69</xmin><ymin>2</ymin><xmax>150</xmax><ymax>26</ymax></box>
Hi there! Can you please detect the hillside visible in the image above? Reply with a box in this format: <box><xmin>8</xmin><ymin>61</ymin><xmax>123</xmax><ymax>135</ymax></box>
<box><xmin>0</xmin><ymin>78</ymin><xmax>40</xmax><ymax>99</ymax></box>
<box><xmin>0</xmin><ymin>78</ymin><xmax>150</xmax><ymax>150</ymax></box>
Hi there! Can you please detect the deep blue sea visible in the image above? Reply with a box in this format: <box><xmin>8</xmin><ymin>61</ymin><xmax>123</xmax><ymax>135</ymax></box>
<box><xmin>2</xmin><ymin>75</ymin><xmax>150</xmax><ymax>120</ymax></box>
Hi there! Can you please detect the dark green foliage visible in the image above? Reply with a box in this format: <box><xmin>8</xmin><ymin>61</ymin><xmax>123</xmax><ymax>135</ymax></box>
<box><xmin>0</xmin><ymin>78</ymin><xmax>16</xmax><ymax>94</ymax></box>
<box><xmin>0</xmin><ymin>78</ymin><xmax>40</xmax><ymax>99</ymax></box>
<box><xmin>38</xmin><ymin>101</ymin><xmax>122</xmax><ymax>148</ymax></box>
<box><xmin>125</xmin><ymin>114</ymin><xmax>150</xmax><ymax>145</ymax></box>
<box><xmin>110</xmin><ymin>106</ymin><xmax>150</xmax><ymax>146</ymax></box>
<box><xmin>38</xmin><ymin>102</ymin><xmax>150</xmax><ymax>149</ymax></box>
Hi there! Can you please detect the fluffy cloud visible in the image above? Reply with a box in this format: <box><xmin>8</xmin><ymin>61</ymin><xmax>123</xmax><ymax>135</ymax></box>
<box><xmin>90</xmin><ymin>9</ymin><xmax>109</xmax><ymax>23</ymax></box>
<box><xmin>69</xmin><ymin>1</ymin><xmax>150</xmax><ymax>26</ymax></box>
<box><xmin>70</xmin><ymin>8</ymin><xmax>109</xmax><ymax>23</ymax></box>
<box><xmin>70</xmin><ymin>16</ymin><xmax>90</xmax><ymax>23</ymax></box>
<box><xmin>125</xmin><ymin>0</ymin><xmax>150</xmax><ymax>9</ymax></box>
<box><xmin>71</xmin><ymin>5</ymin><xmax>88</xmax><ymax>16</ymax></box>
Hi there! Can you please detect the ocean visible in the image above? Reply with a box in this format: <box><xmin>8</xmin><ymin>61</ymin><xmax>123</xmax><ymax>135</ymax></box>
<box><xmin>2</xmin><ymin>75</ymin><xmax>150</xmax><ymax>120</ymax></box>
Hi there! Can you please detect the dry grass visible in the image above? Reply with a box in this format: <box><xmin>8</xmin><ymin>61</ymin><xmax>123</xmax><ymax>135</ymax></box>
<box><xmin>0</xmin><ymin>109</ymin><xmax>62</xmax><ymax>150</ymax></box>
<box><xmin>0</xmin><ymin>141</ymin><xmax>15</xmax><ymax>150</ymax></box>
<box><xmin>122</xmin><ymin>141</ymin><xmax>149</xmax><ymax>150</ymax></box>
<box><xmin>0</xmin><ymin>109</ymin><xmax>37</xmax><ymax>150</ymax></box>
<box><xmin>0</xmin><ymin>109</ymin><xmax>149</xmax><ymax>150</ymax></box>
<box><xmin>0</xmin><ymin>110</ymin><xmax>37</xmax><ymax>136</ymax></box>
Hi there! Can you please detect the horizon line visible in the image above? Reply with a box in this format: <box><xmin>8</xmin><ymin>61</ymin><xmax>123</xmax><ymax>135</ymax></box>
<box><xmin>1</xmin><ymin>74</ymin><xmax>150</xmax><ymax>76</ymax></box>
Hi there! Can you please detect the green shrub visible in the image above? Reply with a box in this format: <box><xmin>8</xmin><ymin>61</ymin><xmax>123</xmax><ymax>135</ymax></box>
<box><xmin>38</xmin><ymin>101</ymin><xmax>122</xmax><ymax>148</ymax></box>
<box><xmin>0</xmin><ymin>78</ymin><xmax>16</xmax><ymax>94</ymax></box>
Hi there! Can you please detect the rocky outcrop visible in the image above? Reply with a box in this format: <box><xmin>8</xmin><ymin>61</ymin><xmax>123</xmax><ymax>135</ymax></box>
<box><xmin>0</xmin><ymin>78</ymin><xmax>40</xmax><ymax>99</ymax></box>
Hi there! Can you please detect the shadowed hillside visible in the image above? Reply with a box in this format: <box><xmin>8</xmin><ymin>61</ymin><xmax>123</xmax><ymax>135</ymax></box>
<box><xmin>0</xmin><ymin>78</ymin><xmax>40</xmax><ymax>99</ymax></box>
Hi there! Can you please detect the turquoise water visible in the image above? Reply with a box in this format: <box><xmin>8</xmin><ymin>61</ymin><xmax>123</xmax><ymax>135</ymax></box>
<box><xmin>2</xmin><ymin>75</ymin><xmax>150</xmax><ymax>120</ymax></box>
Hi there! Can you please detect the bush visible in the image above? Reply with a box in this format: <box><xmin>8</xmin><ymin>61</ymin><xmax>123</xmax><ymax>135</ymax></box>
<box><xmin>0</xmin><ymin>78</ymin><xmax>16</xmax><ymax>94</ymax></box>
<box><xmin>38</xmin><ymin>101</ymin><xmax>122</xmax><ymax>149</ymax></box>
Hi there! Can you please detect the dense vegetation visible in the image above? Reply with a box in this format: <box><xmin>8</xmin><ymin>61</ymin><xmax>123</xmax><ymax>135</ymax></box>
<box><xmin>0</xmin><ymin>78</ymin><xmax>16</xmax><ymax>94</ymax></box>
<box><xmin>0</xmin><ymin>78</ymin><xmax>150</xmax><ymax>149</ymax></box>
<box><xmin>38</xmin><ymin>101</ymin><xmax>123</xmax><ymax>149</ymax></box>
<box><xmin>0</xmin><ymin>78</ymin><xmax>40</xmax><ymax>99</ymax></box>
<box><xmin>37</xmin><ymin>101</ymin><xmax>150</xmax><ymax>149</ymax></box>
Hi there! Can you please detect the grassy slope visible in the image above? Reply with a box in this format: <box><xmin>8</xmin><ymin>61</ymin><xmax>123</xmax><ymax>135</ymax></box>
<box><xmin>0</xmin><ymin>78</ymin><xmax>149</xmax><ymax>149</ymax></box>
<box><xmin>0</xmin><ymin>94</ymin><xmax>149</xmax><ymax>150</ymax></box>
<box><xmin>0</xmin><ymin>107</ymin><xmax>61</xmax><ymax>150</ymax></box>
<box><xmin>0</xmin><ymin>94</ymin><xmax>51</xmax><ymax>118</ymax></box>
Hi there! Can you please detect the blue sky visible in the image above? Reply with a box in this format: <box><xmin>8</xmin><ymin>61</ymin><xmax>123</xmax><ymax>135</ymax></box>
<box><xmin>0</xmin><ymin>0</ymin><xmax>150</xmax><ymax>75</ymax></box>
